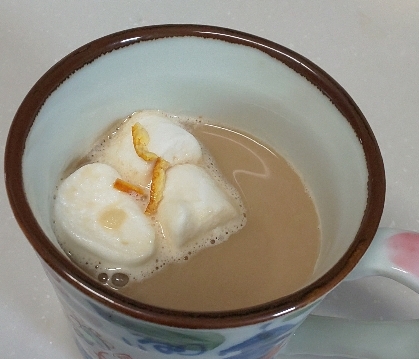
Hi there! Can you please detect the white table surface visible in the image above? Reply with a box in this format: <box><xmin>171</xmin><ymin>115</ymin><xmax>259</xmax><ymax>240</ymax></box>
<box><xmin>1</xmin><ymin>1</ymin><xmax>419</xmax><ymax>358</ymax></box>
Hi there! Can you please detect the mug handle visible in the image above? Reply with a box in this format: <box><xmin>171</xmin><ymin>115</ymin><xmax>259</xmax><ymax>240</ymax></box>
<box><xmin>282</xmin><ymin>228</ymin><xmax>419</xmax><ymax>359</ymax></box>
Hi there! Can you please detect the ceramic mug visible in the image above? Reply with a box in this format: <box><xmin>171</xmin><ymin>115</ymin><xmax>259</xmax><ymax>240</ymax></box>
<box><xmin>5</xmin><ymin>25</ymin><xmax>419</xmax><ymax>359</ymax></box>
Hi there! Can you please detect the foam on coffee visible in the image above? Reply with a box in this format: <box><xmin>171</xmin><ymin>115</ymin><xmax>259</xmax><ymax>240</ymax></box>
<box><xmin>53</xmin><ymin>110</ymin><xmax>246</xmax><ymax>289</ymax></box>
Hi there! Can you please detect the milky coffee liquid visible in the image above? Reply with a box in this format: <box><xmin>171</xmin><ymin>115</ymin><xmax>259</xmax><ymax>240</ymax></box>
<box><xmin>119</xmin><ymin>124</ymin><xmax>320</xmax><ymax>311</ymax></box>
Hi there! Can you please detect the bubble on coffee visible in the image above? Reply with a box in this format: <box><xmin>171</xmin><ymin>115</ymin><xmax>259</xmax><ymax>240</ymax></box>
<box><xmin>54</xmin><ymin>110</ymin><xmax>246</xmax><ymax>289</ymax></box>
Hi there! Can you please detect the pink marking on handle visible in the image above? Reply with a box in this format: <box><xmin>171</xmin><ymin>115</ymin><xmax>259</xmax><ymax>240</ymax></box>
<box><xmin>388</xmin><ymin>232</ymin><xmax>419</xmax><ymax>277</ymax></box>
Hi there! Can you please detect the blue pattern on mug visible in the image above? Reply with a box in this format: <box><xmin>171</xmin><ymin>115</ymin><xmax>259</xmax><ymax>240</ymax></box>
<box><xmin>219</xmin><ymin>322</ymin><xmax>296</xmax><ymax>359</ymax></box>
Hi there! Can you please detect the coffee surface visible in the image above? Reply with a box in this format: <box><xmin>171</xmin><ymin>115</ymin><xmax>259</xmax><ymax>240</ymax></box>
<box><xmin>119</xmin><ymin>123</ymin><xmax>320</xmax><ymax>311</ymax></box>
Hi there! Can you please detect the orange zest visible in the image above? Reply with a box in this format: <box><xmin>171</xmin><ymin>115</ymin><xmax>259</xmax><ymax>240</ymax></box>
<box><xmin>132</xmin><ymin>123</ymin><xmax>158</xmax><ymax>161</ymax></box>
<box><xmin>145</xmin><ymin>157</ymin><xmax>170</xmax><ymax>215</ymax></box>
<box><xmin>130</xmin><ymin>121</ymin><xmax>170</xmax><ymax>214</ymax></box>
<box><xmin>113</xmin><ymin>178</ymin><xmax>145</xmax><ymax>196</ymax></box>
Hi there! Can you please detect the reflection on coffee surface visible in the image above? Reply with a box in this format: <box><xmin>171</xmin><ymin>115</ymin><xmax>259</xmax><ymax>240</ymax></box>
<box><xmin>53</xmin><ymin>110</ymin><xmax>320</xmax><ymax>311</ymax></box>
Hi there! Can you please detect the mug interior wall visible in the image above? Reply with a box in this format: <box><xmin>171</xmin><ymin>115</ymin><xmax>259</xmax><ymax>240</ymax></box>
<box><xmin>23</xmin><ymin>36</ymin><xmax>368</xmax><ymax>284</ymax></box>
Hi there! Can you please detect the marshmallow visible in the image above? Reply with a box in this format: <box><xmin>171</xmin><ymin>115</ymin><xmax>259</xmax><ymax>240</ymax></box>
<box><xmin>54</xmin><ymin>163</ymin><xmax>155</xmax><ymax>265</ymax></box>
<box><xmin>91</xmin><ymin>111</ymin><xmax>202</xmax><ymax>187</ymax></box>
<box><xmin>138</xmin><ymin>111</ymin><xmax>202</xmax><ymax>165</ymax></box>
<box><xmin>157</xmin><ymin>163</ymin><xmax>239</xmax><ymax>247</ymax></box>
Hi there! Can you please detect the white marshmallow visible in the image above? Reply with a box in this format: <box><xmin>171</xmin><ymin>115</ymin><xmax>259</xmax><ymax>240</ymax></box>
<box><xmin>54</xmin><ymin>163</ymin><xmax>155</xmax><ymax>265</ymax></box>
<box><xmin>138</xmin><ymin>111</ymin><xmax>202</xmax><ymax>165</ymax></box>
<box><xmin>92</xmin><ymin>111</ymin><xmax>202</xmax><ymax>187</ymax></box>
<box><xmin>157</xmin><ymin>163</ymin><xmax>239</xmax><ymax>247</ymax></box>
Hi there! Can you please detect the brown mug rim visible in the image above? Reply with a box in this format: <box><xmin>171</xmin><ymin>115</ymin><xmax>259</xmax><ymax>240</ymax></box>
<box><xmin>4</xmin><ymin>24</ymin><xmax>385</xmax><ymax>329</ymax></box>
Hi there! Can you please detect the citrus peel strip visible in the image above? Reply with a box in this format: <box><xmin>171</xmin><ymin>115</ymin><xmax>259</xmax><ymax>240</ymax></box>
<box><xmin>132</xmin><ymin>123</ymin><xmax>158</xmax><ymax>161</ymax></box>
<box><xmin>113</xmin><ymin>178</ymin><xmax>145</xmax><ymax>196</ymax></box>
<box><xmin>145</xmin><ymin>157</ymin><xmax>170</xmax><ymax>215</ymax></box>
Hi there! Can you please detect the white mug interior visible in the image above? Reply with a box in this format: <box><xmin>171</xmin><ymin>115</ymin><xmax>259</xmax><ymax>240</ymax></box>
<box><xmin>22</xmin><ymin>34</ymin><xmax>368</xmax><ymax>289</ymax></box>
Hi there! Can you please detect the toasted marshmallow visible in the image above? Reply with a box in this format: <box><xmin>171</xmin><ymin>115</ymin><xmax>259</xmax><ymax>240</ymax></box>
<box><xmin>54</xmin><ymin>163</ymin><xmax>155</xmax><ymax>265</ymax></box>
<box><xmin>91</xmin><ymin>111</ymin><xmax>202</xmax><ymax>187</ymax></box>
<box><xmin>157</xmin><ymin>163</ymin><xmax>239</xmax><ymax>247</ymax></box>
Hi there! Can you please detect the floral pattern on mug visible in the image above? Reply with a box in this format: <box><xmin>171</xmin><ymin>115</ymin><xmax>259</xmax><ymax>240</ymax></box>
<box><xmin>218</xmin><ymin>322</ymin><xmax>296</xmax><ymax>359</ymax></box>
<box><xmin>68</xmin><ymin>313</ymin><xmax>115</xmax><ymax>351</ymax></box>
<box><xmin>89</xmin><ymin>301</ymin><xmax>225</xmax><ymax>355</ymax></box>
<box><xmin>388</xmin><ymin>232</ymin><xmax>419</xmax><ymax>277</ymax></box>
